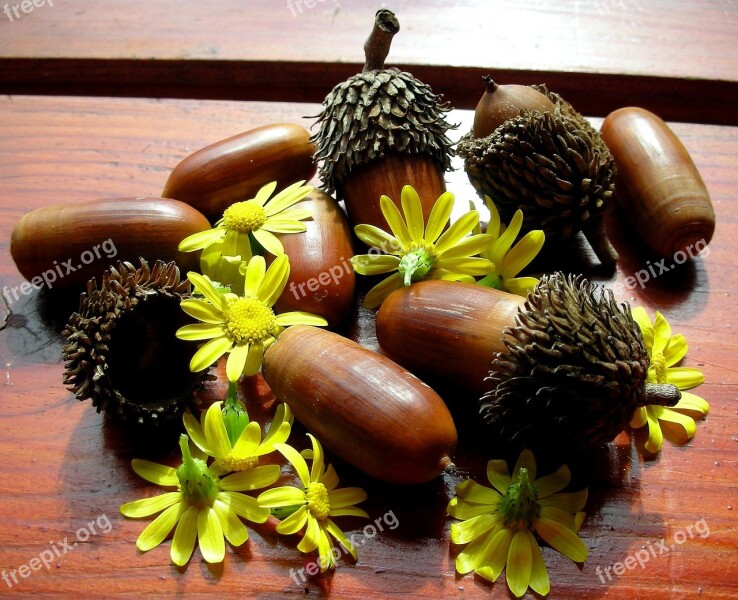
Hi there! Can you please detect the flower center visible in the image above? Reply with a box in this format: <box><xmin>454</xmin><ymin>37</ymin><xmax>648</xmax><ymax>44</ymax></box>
<box><xmin>305</xmin><ymin>482</ymin><xmax>330</xmax><ymax>520</ymax></box>
<box><xmin>224</xmin><ymin>297</ymin><xmax>276</xmax><ymax>344</ymax></box>
<box><xmin>398</xmin><ymin>245</ymin><xmax>435</xmax><ymax>286</ymax></box>
<box><xmin>222</xmin><ymin>201</ymin><xmax>267</xmax><ymax>232</ymax></box>
<box><xmin>499</xmin><ymin>467</ymin><xmax>539</xmax><ymax>530</ymax></box>
<box><xmin>218</xmin><ymin>454</ymin><xmax>260</xmax><ymax>472</ymax></box>
<box><xmin>651</xmin><ymin>350</ymin><xmax>668</xmax><ymax>384</ymax></box>
<box><xmin>176</xmin><ymin>435</ymin><xmax>219</xmax><ymax>508</ymax></box>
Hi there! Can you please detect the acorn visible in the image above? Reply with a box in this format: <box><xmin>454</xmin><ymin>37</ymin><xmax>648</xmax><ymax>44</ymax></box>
<box><xmin>458</xmin><ymin>84</ymin><xmax>618</xmax><ymax>265</ymax></box>
<box><xmin>600</xmin><ymin>107</ymin><xmax>715</xmax><ymax>258</ymax></box>
<box><xmin>311</xmin><ymin>9</ymin><xmax>455</xmax><ymax>231</ymax></box>
<box><xmin>376</xmin><ymin>276</ymin><xmax>680</xmax><ymax>453</ymax></box>
<box><xmin>62</xmin><ymin>259</ymin><xmax>202</xmax><ymax>426</ymax></box>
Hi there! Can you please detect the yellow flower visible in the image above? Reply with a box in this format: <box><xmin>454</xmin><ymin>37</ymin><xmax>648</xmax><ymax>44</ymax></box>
<box><xmin>257</xmin><ymin>434</ymin><xmax>369</xmax><ymax>571</ymax></box>
<box><xmin>184</xmin><ymin>400</ymin><xmax>293</xmax><ymax>476</ymax></box>
<box><xmin>350</xmin><ymin>185</ymin><xmax>495</xmax><ymax>308</ymax></box>
<box><xmin>475</xmin><ymin>196</ymin><xmax>544</xmax><ymax>296</ymax></box>
<box><xmin>198</xmin><ymin>241</ymin><xmax>247</xmax><ymax>295</ymax></box>
<box><xmin>176</xmin><ymin>254</ymin><xmax>327</xmax><ymax>382</ymax></box>
<box><xmin>629</xmin><ymin>307</ymin><xmax>709</xmax><ymax>453</ymax></box>
<box><xmin>120</xmin><ymin>434</ymin><xmax>279</xmax><ymax>566</ymax></box>
<box><xmin>447</xmin><ymin>449</ymin><xmax>588</xmax><ymax>598</ymax></box>
<box><xmin>178</xmin><ymin>180</ymin><xmax>313</xmax><ymax>257</ymax></box>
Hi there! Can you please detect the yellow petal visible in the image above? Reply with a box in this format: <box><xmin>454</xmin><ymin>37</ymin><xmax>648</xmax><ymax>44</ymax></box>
<box><xmin>269</xmin><ymin>207</ymin><xmax>313</xmax><ymax>222</ymax></box>
<box><xmin>136</xmin><ymin>503</ymin><xmax>182</xmax><ymax>552</ymax></box>
<box><xmin>187</xmin><ymin>271</ymin><xmax>227</xmax><ymax>311</ymax></box>
<box><xmin>170</xmin><ymin>505</ymin><xmax>198</xmax><ymax>566</ymax></box>
<box><xmin>275</xmin><ymin>311</ymin><xmax>328</xmax><ymax>327</ymax></box>
<box><xmin>666</xmin><ymin>367</ymin><xmax>705</xmax><ymax>390</ymax></box>
<box><xmin>447</xmin><ymin>498</ymin><xmax>496</xmax><ymax>520</ymax></box>
<box><xmin>231</xmin><ymin>420</ymin><xmax>262</xmax><ymax>457</ymax></box>
<box><xmin>454</xmin><ymin>531</ymin><xmax>493</xmax><ymax>574</ymax></box>
<box><xmin>506</xmin><ymin>529</ymin><xmax>533</xmax><ymax>597</ymax></box>
<box><xmin>475</xmin><ymin>526</ymin><xmax>513</xmax><ymax>581</ymax></box>
<box><xmin>328</xmin><ymin>506</ymin><xmax>369</xmax><ymax>518</ymax></box>
<box><xmin>512</xmin><ymin>449</ymin><xmax>536</xmax><ymax>481</ymax></box>
<box><xmin>253</xmin><ymin>228</ymin><xmax>284</xmax><ymax>256</ymax></box>
<box><xmin>180</xmin><ymin>299</ymin><xmax>224</xmax><ymax>324</ymax></box>
<box><xmin>277</xmin><ymin>505</ymin><xmax>310</xmax><ymax>535</ymax></box>
<box><xmin>450</xmin><ymin>513</ymin><xmax>498</xmax><ymax>544</ymax></box>
<box><xmin>251</xmin><ymin>181</ymin><xmax>278</xmax><ymax>206</ymax></box>
<box><xmin>490</xmin><ymin>210</ymin><xmax>523</xmax><ymax>267</ymax></box>
<box><xmin>328</xmin><ymin>487</ymin><xmax>367</xmax><ymax>509</ymax></box>
<box><xmin>379</xmin><ymin>195</ymin><xmax>412</xmax><ymax>248</ymax></box>
<box><xmin>434</xmin><ymin>211</ymin><xmax>479</xmax><ymax>254</ymax></box>
<box><xmin>535</xmin><ymin>517</ymin><xmax>588</xmax><ymax>562</ymax></box>
<box><xmin>221</xmin><ymin>229</ymin><xmax>251</xmax><ymax>264</ymax></box>
<box><xmin>484</xmin><ymin>196</ymin><xmax>501</xmax><ymax>241</ymax></box>
<box><xmin>276</xmin><ymin>442</ymin><xmax>311</xmax><ymax>486</ymax></box>
<box><xmin>264</xmin><ymin>180</ymin><xmax>312</xmax><ymax>216</ymax></box>
<box><xmin>190</xmin><ymin>336</ymin><xmax>232</xmax><ymax>372</ymax></box>
<box><xmin>213</xmin><ymin>499</ymin><xmax>248</xmax><ymax>546</ymax></box>
<box><xmin>652</xmin><ymin>311</ymin><xmax>672</xmax><ymax>353</ymax></box>
<box><xmin>219</xmin><ymin>464</ymin><xmax>281</xmax><ymax>491</ymax></box>
<box><xmin>630</xmin><ymin>306</ymin><xmax>653</xmax><ymax>332</ymax></box>
<box><xmin>350</xmin><ymin>254</ymin><xmax>401</xmax><ymax>275</ymax></box>
<box><xmin>437</xmin><ymin>256</ymin><xmax>494</xmax><ymax>276</ymax></box>
<box><xmin>400</xmin><ymin>185</ymin><xmax>425</xmax><ymax>243</ymax></box>
<box><xmin>226</xmin><ymin>342</ymin><xmax>250</xmax><ymax>382</ymax></box>
<box><xmin>454</xmin><ymin>479</ymin><xmax>501</xmax><ymax>505</ymax></box>
<box><xmin>244</xmin><ymin>255</ymin><xmax>267</xmax><ymax>297</ymax></box>
<box><xmin>178</xmin><ymin>227</ymin><xmax>226</xmax><ymax>252</ymax></box>
<box><xmin>197</xmin><ymin>506</ymin><xmax>225</xmax><ymax>563</ymax></box>
<box><xmin>120</xmin><ymin>492</ymin><xmax>181</xmax><ymax>518</ymax></box>
<box><xmin>527</xmin><ymin>530</ymin><xmax>550</xmax><ymax>596</ymax></box>
<box><xmin>354</xmin><ymin>224</ymin><xmax>401</xmax><ymax>255</ymax></box>
<box><xmin>534</xmin><ymin>464</ymin><xmax>571</xmax><ymax>499</ymax></box>
<box><xmin>321</xmin><ymin>464</ymin><xmax>339</xmax><ymax>491</ymax></box>
<box><xmin>363</xmin><ymin>272</ymin><xmax>404</xmax><ymax>309</ymax></box>
<box><xmin>262</xmin><ymin>219</ymin><xmax>308</xmax><ymax>234</ymax></box>
<box><xmin>425</xmin><ymin>191</ymin><xmax>455</xmax><ymax>243</ymax></box>
<box><xmin>243</xmin><ymin>341</ymin><xmax>266</xmax><ymax>377</ymax></box>
<box><xmin>323</xmin><ymin>518</ymin><xmax>359</xmax><ymax>560</ymax></box>
<box><xmin>486</xmin><ymin>459</ymin><xmax>512</xmax><ymax>494</ymax></box>
<box><xmin>658</xmin><ymin>408</ymin><xmax>697</xmax><ymax>444</ymax></box>
<box><xmin>176</xmin><ymin>323</ymin><xmax>226</xmax><ymax>341</ymax></box>
<box><xmin>644</xmin><ymin>406</ymin><xmax>665</xmax><ymax>453</ymax></box>
<box><xmin>219</xmin><ymin>491</ymin><xmax>270</xmax><ymax>523</ymax></box>
<box><xmin>297</xmin><ymin>514</ymin><xmax>321</xmax><ymax>554</ymax></box>
<box><xmin>259</xmin><ymin>254</ymin><xmax>290</xmax><ymax>306</ymax></box>
<box><xmin>539</xmin><ymin>506</ymin><xmax>577</xmax><ymax>530</ymax></box>
<box><xmin>539</xmin><ymin>489</ymin><xmax>588</xmax><ymax>514</ymax></box>
<box><xmin>500</xmin><ymin>230</ymin><xmax>544</xmax><ymax>279</ymax></box>
<box><xmin>502</xmin><ymin>276</ymin><xmax>539</xmax><ymax>297</ymax></box>
<box><xmin>664</xmin><ymin>333</ymin><xmax>688</xmax><ymax>366</ymax></box>
<box><xmin>673</xmin><ymin>391</ymin><xmax>710</xmax><ymax>417</ymax></box>
<box><xmin>630</xmin><ymin>406</ymin><xmax>648</xmax><ymax>429</ymax></box>
<box><xmin>204</xmin><ymin>401</ymin><xmax>231</xmax><ymax>458</ymax></box>
<box><xmin>131</xmin><ymin>459</ymin><xmax>178</xmax><ymax>486</ymax></box>
<box><xmin>308</xmin><ymin>433</ymin><xmax>326</xmax><ymax>482</ymax></box>
<box><xmin>436</xmin><ymin>233</ymin><xmax>494</xmax><ymax>260</ymax></box>
<box><xmin>316</xmin><ymin>527</ymin><xmax>335</xmax><ymax>571</ymax></box>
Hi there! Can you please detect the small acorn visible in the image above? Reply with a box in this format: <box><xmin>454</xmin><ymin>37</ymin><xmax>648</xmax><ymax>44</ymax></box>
<box><xmin>311</xmin><ymin>9</ymin><xmax>455</xmax><ymax>231</ymax></box>
<box><xmin>458</xmin><ymin>84</ymin><xmax>618</xmax><ymax>265</ymax></box>
<box><xmin>62</xmin><ymin>259</ymin><xmax>202</xmax><ymax>426</ymax></box>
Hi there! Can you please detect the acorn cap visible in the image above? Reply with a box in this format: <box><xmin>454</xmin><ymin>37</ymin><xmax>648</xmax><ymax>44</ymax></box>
<box><xmin>480</xmin><ymin>273</ymin><xmax>680</xmax><ymax>453</ymax></box>
<box><xmin>458</xmin><ymin>85</ymin><xmax>618</xmax><ymax>264</ymax></box>
<box><xmin>311</xmin><ymin>9</ymin><xmax>455</xmax><ymax>197</ymax></box>
<box><xmin>62</xmin><ymin>259</ymin><xmax>201</xmax><ymax>426</ymax></box>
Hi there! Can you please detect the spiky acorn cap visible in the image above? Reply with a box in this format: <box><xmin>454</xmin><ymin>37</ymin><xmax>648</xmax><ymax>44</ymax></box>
<box><xmin>480</xmin><ymin>273</ymin><xmax>680</xmax><ymax>452</ymax></box>
<box><xmin>62</xmin><ymin>259</ymin><xmax>201</xmax><ymax>426</ymax></box>
<box><xmin>458</xmin><ymin>86</ymin><xmax>617</xmax><ymax>264</ymax></box>
<box><xmin>311</xmin><ymin>9</ymin><xmax>455</xmax><ymax>196</ymax></box>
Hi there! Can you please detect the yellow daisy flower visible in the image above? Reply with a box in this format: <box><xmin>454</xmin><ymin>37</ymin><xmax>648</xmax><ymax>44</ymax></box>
<box><xmin>350</xmin><ymin>185</ymin><xmax>495</xmax><ymax>308</ymax></box>
<box><xmin>475</xmin><ymin>196</ymin><xmax>545</xmax><ymax>296</ymax></box>
<box><xmin>178</xmin><ymin>180</ymin><xmax>314</xmax><ymax>257</ymax></box>
<box><xmin>447</xmin><ymin>449</ymin><xmax>588</xmax><ymax>598</ymax></box>
<box><xmin>257</xmin><ymin>434</ymin><xmax>369</xmax><ymax>571</ymax></box>
<box><xmin>629</xmin><ymin>307</ymin><xmax>709</xmax><ymax>453</ymax></box>
<box><xmin>198</xmin><ymin>240</ymin><xmax>247</xmax><ymax>295</ymax></box>
<box><xmin>184</xmin><ymin>400</ymin><xmax>293</xmax><ymax>476</ymax></box>
<box><xmin>176</xmin><ymin>254</ymin><xmax>327</xmax><ymax>382</ymax></box>
<box><xmin>120</xmin><ymin>434</ymin><xmax>279</xmax><ymax>566</ymax></box>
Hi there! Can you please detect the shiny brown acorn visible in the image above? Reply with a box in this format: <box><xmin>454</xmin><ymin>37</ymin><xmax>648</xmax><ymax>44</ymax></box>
<box><xmin>268</xmin><ymin>190</ymin><xmax>355</xmax><ymax>327</ymax></box>
<box><xmin>376</xmin><ymin>280</ymin><xmax>525</xmax><ymax>396</ymax></box>
<box><xmin>262</xmin><ymin>325</ymin><xmax>457</xmax><ymax>484</ymax></box>
<box><xmin>162</xmin><ymin>123</ymin><xmax>316</xmax><ymax>220</ymax></box>
<box><xmin>311</xmin><ymin>10</ymin><xmax>455</xmax><ymax>232</ymax></box>
<box><xmin>601</xmin><ymin>107</ymin><xmax>715</xmax><ymax>258</ymax></box>
<box><xmin>10</xmin><ymin>198</ymin><xmax>210</xmax><ymax>289</ymax></box>
<box><xmin>472</xmin><ymin>76</ymin><xmax>555</xmax><ymax>138</ymax></box>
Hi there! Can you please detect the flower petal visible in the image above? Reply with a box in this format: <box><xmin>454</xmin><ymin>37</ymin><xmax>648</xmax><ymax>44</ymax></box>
<box><xmin>400</xmin><ymin>185</ymin><xmax>425</xmax><ymax>244</ymax></box>
<box><xmin>630</xmin><ymin>306</ymin><xmax>653</xmax><ymax>332</ymax></box>
<box><xmin>306</xmin><ymin>434</ymin><xmax>325</xmax><ymax>482</ymax></box>
<box><xmin>484</xmin><ymin>196</ymin><xmax>502</xmax><ymax>241</ymax></box>
<box><xmin>437</xmin><ymin>256</ymin><xmax>494</xmax><ymax>276</ymax></box>
<box><xmin>213</xmin><ymin>498</ymin><xmax>248</xmax><ymax>546</ymax></box>
<box><xmin>454</xmin><ymin>530</ymin><xmax>494</xmax><ymax>574</ymax></box>
<box><xmin>454</xmin><ymin>479</ymin><xmax>501</xmax><ymax>506</ymax></box>
<box><xmin>197</xmin><ymin>506</ymin><xmax>225</xmax><ymax>563</ymax></box>
<box><xmin>190</xmin><ymin>336</ymin><xmax>232</xmax><ymax>372</ymax></box>
<box><xmin>297</xmin><ymin>514</ymin><xmax>321</xmax><ymax>553</ymax></box>
<box><xmin>176</xmin><ymin>323</ymin><xmax>226</xmax><ymax>341</ymax></box>
<box><xmin>527</xmin><ymin>530</ymin><xmax>550</xmax><ymax>596</ymax></box>
<box><xmin>500</xmin><ymin>230</ymin><xmax>545</xmax><ymax>279</ymax></box>
<box><xmin>658</xmin><ymin>408</ymin><xmax>697</xmax><ymax>444</ymax></box>
<box><xmin>667</xmin><ymin>367</ymin><xmax>705</xmax><ymax>390</ymax></box>
<box><xmin>120</xmin><ymin>492</ymin><xmax>181</xmax><ymax>518</ymax></box>
<box><xmin>434</xmin><ymin>211</ymin><xmax>479</xmax><ymax>254</ymax></box>
<box><xmin>274</xmin><ymin>312</ymin><xmax>328</xmax><ymax>327</ymax></box>
<box><xmin>219</xmin><ymin>464</ymin><xmax>281</xmax><ymax>491</ymax></box>
<box><xmin>250</xmin><ymin>181</ymin><xmax>278</xmax><ymax>206</ymax></box>
<box><xmin>262</xmin><ymin>220</ymin><xmax>308</xmax><ymax>234</ymax></box>
<box><xmin>350</xmin><ymin>254</ymin><xmax>401</xmax><ymax>275</ymax></box>
<box><xmin>425</xmin><ymin>191</ymin><xmax>455</xmax><ymax>243</ymax></box>
<box><xmin>328</xmin><ymin>487</ymin><xmax>367</xmax><ymax>509</ymax></box>
<box><xmin>535</xmin><ymin>517</ymin><xmax>588</xmax><ymax>562</ymax></box>
<box><xmin>244</xmin><ymin>341</ymin><xmax>266</xmax><ymax>376</ymax></box>
<box><xmin>489</xmin><ymin>210</ymin><xmax>523</xmax><ymax>267</ymax></box>
<box><xmin>180</xmin><ymin>298</ymin><xmax>224</xmax><ymax>324</ymax></box>
<box><xmin>203</xmin><ymin>401</ymin><xmax>231</xmax><ymax>458</ymax></box>
<box><xmin>323</xmin><ymin>518</ymin><xmax>359</xmax><ymax>560</ymax></box>
<box><xmin>253</xmin><ymin>228</ymin><xmax>284</xmax><ymax>256</ymax></box>
<box><xmin>363</xmin><ymin>272</ymin><xmax>404</xmax><ymax>309</ymax></box>
<box><xmin>328</xmin><ymin>507</ymin><xmax>369</xmax><ymax>518</ymax></box>
<box><xmin>534</xmin><ymin>464</ymin><xmax>571</xmax><ymax>499</ymax></box>
<box><xmin>259</xmin><ymin>253</ymin><xmax>290</xmax><ymax>306</ymax></box>
<box><xmin>664</xmin><ymin>333</ymin><xmax>688</xmax><ymax>366</ymax></box>
<box><xmin>131</xmin><ymin>459</ymin><xmax>178</xmax><ymax>487</ymax></box>
<box><xmin>436</xmin><ymin>233</ymin><xmax>494</xmax><ymax>260</ymax></box>
<box><xmin>244</xmin><ymin>255</ymin><xmax>267</xmax><ymax>297</ymax></box>
<box><xmin>187</xmin><ymin>271</ymin><xmax>227</xmax><ymax>312</ymax></box>
<box><xmin>506</xmin><ymin>529</ymin><xmax>533</xmax><ymax>598</ymax></box>
<box><xmin>178</xmin><ymin>227</ymin><xmax>226</xmax><ymax>252</ymax></box>
<box><xmin>503</xmin><ymin>276</ymin><xmax>539</xmax><ymax>297</ymax></box>
<box><xmin>512</xmin><ymin>449</ymin><xmax>536</xmax><ymax>482</ymax></box>
<box><xmin>447</xmin><ymin>497</ymin><xmax>496</xmax><ymax>520</ymax></box>
<box><xmin>231</xmin><ymin>420</ymin><xmax>262</xmax><ymax>457</ymax></box>
<box><xmin>652</xmin><ymin>311</ymin><xmax>672</xmax><ymax>353</ymax></box>
<box><xmin>475</xmin><ymin>526</ymin><xmax>513</xmax><ymax>582</ymax></box>
<box><xmin>673</xmin><ymin>391</ymin><xmax>710</xmax><ymax>417</ymax></box>
<box><xmin>274</xmin><ymin>505</ymin><xmax>308</xmax><ymax>535</ymax></box>
<box><xmin>379</xmin><ymin>195</ymin><xmax>412</xmax><ymax>248</ymax></box>
<box><xmin>450</xmin><ymin>513</ymin><xmax>498</xmax><ymax>545</ymax></box>
<box><xmin>539</xmin><ymin>489</ymin><xmax>588</xmax><ymax>513</ymax></box>
<box><xmin>321</xmin><ymin>464</ymin><xmax>339</xmax><ymax>491</ymax></box>
<box><xmin>220</xmin><ymin>491</ymin><xmax>270</xmax><ymax>523</ymax></box>
<box><xmin>354</xmin><ymin>225</ymin><xmax>401</xmax><ymax>255</ymax></box>
<box><xmin>170</xmin><ymin>505</ymin><xmax>198</xmax><ymax>566</ymax></box>
<box><xmin>486</xmin><ymin>459</ymin><xmax>512</xmax><ymax>494</ymax></box>
<box><xmin>264</xmin><ymin>181</ymin><xmax>312</xmax><ymax>216</ymax></box>
<box><xmin>630</xmin><ymin>406</ymin><xmax>648</xmax><ymax>429</ymax></box>
<box><xmin>136</xmin><ymin>503</ymin><xmax>182</xmax><ymax>552</ymax></box>
<box><xmin>269</xmin><ymin>207</ymin><xmax>313</xmax><ymax>222</ymax></box>
<box><xmin>644</xmin><ymin>406</ymin><xmax>665</xmax><ymax>453</ymax></box>
<box><xmin>226</xmin><ymin>342</ymin><xmax>250</xmax><ymax>382</ymax></box>
<box><xmin>257</xmin><ymin>485</ymin><xmax>307</xmax><ymax>509</ymax></box>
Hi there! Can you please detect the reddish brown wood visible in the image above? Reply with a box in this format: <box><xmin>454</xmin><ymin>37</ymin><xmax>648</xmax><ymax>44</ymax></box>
<box><xmin>1</xmin><ymin>1</ymin><xmax>738</xmax><ymax>124</ymax></box>
<box><xmin>0</xmin><ymin>97</ymin><xmax>736</xmax><ymax>598</ymax></box>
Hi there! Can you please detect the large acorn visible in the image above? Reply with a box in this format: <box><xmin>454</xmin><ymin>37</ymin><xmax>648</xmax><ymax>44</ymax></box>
<box><xmin>458</xmin><ymin>82</ymin><xmax>618</xmax><ymax>265</ymax></box>
<box><xmin>480</xmin><ymin>273</ymin><xmax>679</xmax><ymax>452</ymax></box>
<box><xmin>62</xmin><ymin>259</ymin><xmax>201</xmax><ymax>426</ymax></box>
<box><xmin>311</xmin><ymin>9</ymin><xmax>455</xmax><ymax>231</ymax></box>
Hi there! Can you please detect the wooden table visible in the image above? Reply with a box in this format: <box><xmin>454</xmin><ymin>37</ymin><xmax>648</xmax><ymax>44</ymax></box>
<box><xmin>0</xmin><ymin>2</ymin><xmax>736</xmax><ymax>598</ymax></box>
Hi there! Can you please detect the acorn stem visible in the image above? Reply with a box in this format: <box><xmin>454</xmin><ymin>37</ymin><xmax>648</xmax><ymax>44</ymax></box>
<box><xmin>363</xmin><ymin>9</ymin><xmax>400</xmax><ymax>73</ymax></box>
<box><xmin>582</xmin><ymin>217</ymin><xmax>619</xmax><ymax>265</ymax></box>
<box><xmin>482</xmin><ymin>75</ymin><xmax>499</xmax><ymax>94</ymax></box>
<box><xmin>644</xmin><ymin>383</ymin><xmax>681</xmax><ymax>407</ymax></box>
<box><xmin>440</xmin><ymin>456</ymin><xmax>457</xmax><ymax>475</ymax></box>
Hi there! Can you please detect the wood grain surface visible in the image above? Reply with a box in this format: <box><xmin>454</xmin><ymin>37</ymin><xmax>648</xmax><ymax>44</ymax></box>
<box><xmin>0</xmin><ymin>96</ymin><xmax>736</xmax><ymax>598</ymax></box>
<box><xmin>1</xmin><ymin>1</ymin><xmax>738</xmax><ymax>124</ymax></box>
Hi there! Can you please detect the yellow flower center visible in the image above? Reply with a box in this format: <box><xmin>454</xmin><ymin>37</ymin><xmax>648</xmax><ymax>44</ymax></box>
<box><xmin>222</xmin><ymin>201</ymin><xmax>267</xmax><ymax>232</ymax></box>
<box><xmin>651</xmin><ymin>350</ymin><xmax>668</xmax><ymax>384</ymax></box>
<box><xmin>305</xmin><ymin>482</ymin><xmax>330</xmax><ymax>520</ymax></box>
<box><xmin>224</xmin><ymin>297</ymin><xmax>276</xmax><ymax>344</ymax></box>
<box><xmin>218</xmin><ymin>455</ymin><xmax>260</xmax><ymax>472</ymax></box>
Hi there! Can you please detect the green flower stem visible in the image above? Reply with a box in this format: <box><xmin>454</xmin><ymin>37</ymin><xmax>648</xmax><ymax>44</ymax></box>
<box><xmin>222</xmin><ymin>382</ymin><xmax>249</xmax><ymax>446</ymax></box>
<box><xmin>398</xmin><ymin>248</ymin><xmax>435</xmax><ymax>286</ymax></box>
<box><xmin>478</xmin><ymin>273</ymin><xmax>504</xmax><ymax>290</ymax></box>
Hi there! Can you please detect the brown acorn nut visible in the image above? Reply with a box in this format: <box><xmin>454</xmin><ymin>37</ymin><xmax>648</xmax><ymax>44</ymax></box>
<box><xmin>262</xmin><ymin>325</ymin><xmax>457</xmax><ymax>484</ymax></box>
<box><xmin>10</xmin><ymin>198</ymin><xmax>210</xmax><ymax>289</ymax></box>
<box><xmin>472</xmin><ymin>76</ymin><xmax>555</xmax><ymax>138</ymax></box>
<box><xmin>268</xmin><ymin>191</ymin><xmax>355</xmax><ymax>328</ymax></box>
<box><xmin>376</xmin><ymin>280</ymin><xmax>525</xmax><ymax>397</ymax></box>
<box><xmin>600</xmin><ymin>107</ymin><xmax>715</xmax><ymax>258</ymax></box>
<box><xmin>162</xmin><ymin>123</ymin><xmax>316</xmax><ymax>221</ymax></box>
